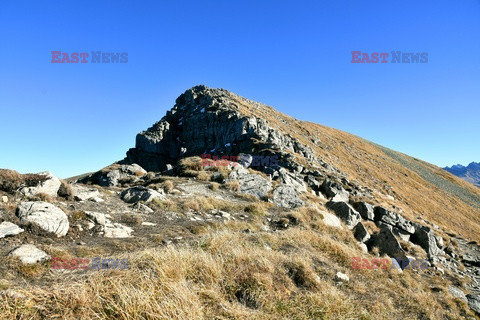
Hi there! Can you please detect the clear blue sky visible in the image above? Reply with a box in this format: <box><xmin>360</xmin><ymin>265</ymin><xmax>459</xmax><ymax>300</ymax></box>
<box><xmin>1</xmin><ymin>0</ymin><xmax>479</xmax><ymax>178</ymax></box>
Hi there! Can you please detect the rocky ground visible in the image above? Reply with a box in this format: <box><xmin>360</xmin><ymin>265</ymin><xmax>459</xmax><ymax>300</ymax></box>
<box><xmin>1</xmin><ymin>85</ymin><xmax>480</xmax><ymax>319</ymax></box>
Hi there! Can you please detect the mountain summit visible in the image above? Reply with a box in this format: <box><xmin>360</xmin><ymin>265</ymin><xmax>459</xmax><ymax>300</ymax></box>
<box><xmin>444</xmin><ymin>162</ymin><xmax>480</xmax><ymax>187</ymax></box>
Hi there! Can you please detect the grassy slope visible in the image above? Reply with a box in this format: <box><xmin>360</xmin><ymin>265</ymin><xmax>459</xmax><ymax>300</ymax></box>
<box><xmin>228</xmin><ymin>91</ymin><xmax>480</xmax><ymax>242</ymax></box>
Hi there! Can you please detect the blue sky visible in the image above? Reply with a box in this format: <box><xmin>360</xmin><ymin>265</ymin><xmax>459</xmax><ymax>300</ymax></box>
<box><xmin>1</xmin><ymin>0</ymin><xmax>479</xmax><ymax>178</ymax></box>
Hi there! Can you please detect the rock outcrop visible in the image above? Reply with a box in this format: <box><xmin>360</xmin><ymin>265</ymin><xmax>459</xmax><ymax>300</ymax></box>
<box><xmin>123</xmin><ymin>85</ymin><xmax>316</xmax><ymax>172</ymax></box>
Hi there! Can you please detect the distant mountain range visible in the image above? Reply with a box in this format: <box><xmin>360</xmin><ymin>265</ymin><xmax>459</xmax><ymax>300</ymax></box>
<box><xmin>444</xmin><ymin>162</ymin><xmax>480</xmax><ymax>187</ymax></box>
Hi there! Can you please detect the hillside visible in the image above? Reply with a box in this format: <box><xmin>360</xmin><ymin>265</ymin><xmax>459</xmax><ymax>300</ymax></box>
<box><xmin>0</xmin><ymin>85</ymin><xmax>479</xmax><ymax>319</ymax></box>
<box><xmin>445</xmin><ymin>162</ymin><xmax>480</xmax><ymax>188</ymax></box>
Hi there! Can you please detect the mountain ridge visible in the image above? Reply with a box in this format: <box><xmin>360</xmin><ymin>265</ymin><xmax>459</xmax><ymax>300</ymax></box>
<box><xmin>123</xmin><ymin>85</ymin><xmax>480</xmax><ymax>242</ymax></box>
<box><xmin>444</xmin><ymin>162</ymin><xmax>480</xmax><ymax>188</ymax></box>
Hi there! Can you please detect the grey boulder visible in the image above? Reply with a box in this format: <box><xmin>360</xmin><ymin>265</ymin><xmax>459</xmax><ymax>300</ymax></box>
<box><xmin>321</xmin><ymin>179</ymin><xmax>349</xmax><ymax>202</ymax></box>
<box><xmin>374</xmin><ymin>206</ymin><xmax>415</xmax><ymax>234</ymax></box>
<box><xmin>121</xmin><ymin>186</ymin><xmax>165</xmax><ymax>203</ymax></box>
<box><xmin>227</xmin><ymin>166</ymin><xmax>271</xmax><ymax>199</ymax></box>
<box><xmin>326</xmin><ymin>201</ymin><xmax>361</xmax><ymax>229</ymax></box>
<box><xmin>16</xmin><ymin>201</ymin><xmax>69</xmax><ymax>237</ymax></box>
<box><xmin>19</xmin><ymin>171</ymin><xmax>61</xmax><ymax>198</ymax></box>
<box><xmin>411</xmin><ymin>225</ymin><xmax>442</xmax><ymax>258</ymax></box>
<box><xmin>9</xmin><ymin>244</ymin><xmax>50</xmax><ymax>264</ymax></box>
<box><xmin>0</xmin><ymin>222</ymin><xmax>24</xmax><ymax>238</ymax></box>
<box><xmin>272</xmin><ymin>185</ymin><xmax>304</xmax><ymax>209</ymax></box>
<box><xmin>370</xmin><ymin>226</ymin><xmax>408</xmax><ymax>266</ymax></box>
<box><xmin>352</xmin><ymin>202</ymin><xmax>375</xmax><ymax>220</ymax></box>
<box><xmin>353</xmin><ymin>222</ymin><xmax>370</xmax><ymax>243</ymax></box>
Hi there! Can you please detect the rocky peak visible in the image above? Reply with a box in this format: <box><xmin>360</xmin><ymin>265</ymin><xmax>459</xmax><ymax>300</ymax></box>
<box><xmin>444</xmin><ymin>161</ymin><xmax>480</xmax><ymax>187</ymax></box>
<box><xmin>124</xmin><ymin>85</ymin><xmax>316</xmax><ymax>173</ymax></box>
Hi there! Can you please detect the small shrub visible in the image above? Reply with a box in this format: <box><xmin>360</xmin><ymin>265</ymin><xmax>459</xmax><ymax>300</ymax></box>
<box><xmin>244</xmin><ymin>203</ymin><xmax>266</xmax><ymax>217</ymax></box>
<box><xmin>162</xmin><ymin>180</ymin><xmax>174</xmax><ymax>193</ymax></box>
<box><xmin>178</xmin><ymin>157</ymin><xmax>203</xmax><ymax>174</ymax></box>
<box><xmin>225</xmin><ymin>180</ymin><xmax>240</xmax><ymax>192</ymax></box>
<box><xmin>182</xmin><ymin>199</ymin><xmax>200</xmax><ymax>212</ymax></box>
<box><xmin>0</xmin><ymin>169</ymin><xmax>47</xmax><ymax>193</ymax></box>
<box><xmin>58</xmin><ymin>180</ymin><xmax>73</xmax><ymax>200</ymax></box>
<box><xmin>29</xmin><ymin>192</ymin><xmax>53</xmax><ymax>203</ymax></box>
<box><xmin>197</xmin><ymin>172</ymin><xmax>211</xmax><ymax>181</ymax></box>
<box><xmin>122</xmin><ymin>214</ymin><xmax>144</xmax><ymax>225</ymax></box>
<box><xmin>209</xmin><ymin>182</ymin><xmax>219</xmax><ymax>191</ymax></box>
<box><xmin>152</xmin><ymin>198</ymin><xmax>178</xmax><ymax>211</ymax></box>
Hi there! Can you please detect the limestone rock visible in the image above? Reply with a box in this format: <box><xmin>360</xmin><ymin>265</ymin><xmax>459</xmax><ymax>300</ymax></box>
<box><xmin>227</xmin><ymin>166</ymin><xmax>271</xmax><ymax>199</ymax></box>
<box><xmin>352</xmin><ymin>202</ymin><xmax>375</xmax><ymax>220</ymax></box>
<box><xmin>9</xmin><ymin>244</ymin><xmax>50</xmax><ymax>264</ymax></box>
<box><xmin>80</xmin><ymin>164</ymin><xmax>147</xmax><ymax>187</ymax></box>
<box><xmin>326</xmin><ymin>201</ymin><xmax>361</xmax><ymax>229</ymax></box>
<box><xmin>321</xmin><ymin>211</ymin><xmax>343</xmax><ymax>229</ymax></box>
<box><xmin>448</xmin><ymin>286</ymin><xmax>468</xmax><ymax>303</ymax></box>
<box><xmin>278</xmin><ymin>168</ymin><xmax>307</xmax><ymax>193</ymax></box>
<box><xmin>123</xmin><ymin>85</ymin><xmax>317</xmax><ymax>172</ymax></box>
<box><xmin>19</xmin><ymin>171</ymin><xmax>61</xmax><ymax>198</ymax></box>
<box><xmin>335</xmin><ymin>271</ymin><xmax>349</xmax><ymax>282</ymax></box>
<box><xmin>374</xmin><ymin>206</ymin><xmax>415</xmax><ymax>234</ymax></box>
<box><xmin>370</xmin><ymin>226</ymin><xmax>408</xmax><ymax>265</ymax></box>
<box><xmin>121</xmin><ymin>186</ymin><xmax>165</xmax><ymax>203</ymax></box>
<box><xmin>0</xmin><ymin>222</ymin><xmax>24</xmax><ymax>238</ymax></box>
<box><xmin>16</xmin><ymin>201</ymin><xmax>69</xmax><ymax>237</ymax></box>
<box><xmin>411</xmin><ymin>225</ymin><xmax>441</xmax><ymax>258</ymax></box>
<box><xmin>467</xmin><ymin>294</ymin><xmax>480</xmax><ymax>315</ymax></box>
<box><xmin>321</xmin><ymin>179</ymin><xmax>349</xmax><ymax>202</ymax></box>
<box><xmin>72</xmin><ymin>185</ymin><xmax>102</xmax><ymax>202</ymax></box>
<box><xmin>272</xmin><ymin>185</ymin><xmax>304</xmax><ymax>209</ymax></box>
<box><xmin>353</xmin><ymin>222</ymin><xmax>370</xmax><ymax>243</ymax></box>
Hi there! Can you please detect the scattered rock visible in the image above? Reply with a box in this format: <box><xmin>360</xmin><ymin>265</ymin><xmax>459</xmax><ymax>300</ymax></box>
<box><xmin>272</xmin><ymin>185</ymin><xmax>304</xmax><ymax>208</ymax></box>
<box><xmin>16</xmin><ymin>201</ymin><xmax>69</xmax><ymax>237</ymax></box>
<box><xmin>278</xmin><ymin>168</ymin><xmax>307</xmax><ymax>193</ymax></box>
<box><xmin>448</xmin><ymin>286</ymin><xmax>468</xmax><ymax>303</ymax></box>
<box><xmin>85</xmin><ymin>211</ymin><xmax>107</xmax><ymax>226</ymax></box>
<box><xmin>104</xmin><ymin>223</ymin><xmax>134</xmax><ymax>238</ymax></box>
<box><xmin>121</xmin><ymin>186</ymin><xmax>165</xmax><ymax>203</ymax></box>
<box><xmin>392</xmin><ymin>227</ymin><xmax>411</xmax><ymax>242</ymax></box>
<box><xmin>352</xmin><ymin>202</ymin><xmax>375</xmax><ymax>220</ymax></box>
<box><xmin>321</xmin><ymin>211</ymin><xmax>343</xmax><ymax>229</ymax></box>
<box><xmin>0</xmin><ymin>222</ymin><xmax>24</xmax><ymax>238</ymax></box>
<box><xmin>80</xmin><ymin>164</ymin><xmax>147</xmax><ymax>187</ymax></box>
<box><xmin>411</xmin><ymin>225</ymin><xmax>442</xmax><ymax>258</ymax></box>
<box><xmin>132</xmin><ymin>202</ymin><xmax>154</xmax><ymax>214</ymax></box>
<box><xmin>353</xmin><ymin>222</ymin><xmax>370</xmax><ymax>243</ymax></box>
<box><xmin>374</xmin><ymin>206</ymin><xmax>415</xmax><ymax>234</ymax></box>
<box><xmin>321</xmin><ymin>179</ymin><xmax>349</xmax><ymax>202</ymax></box>
<box><xmin>335</xmin><ymin>271</ymin><xmax>349</xmax><ymax>282</ymax></box>
<box><xmin>227</xmin><ymin>166</ymin><xmax>271</xmax><ymax>199</ymax></box>
<box><xmin>326</xmin><ymin>201</ymin><xmax>361</xmax><ymax>229</ymax></box>
<box><xmin>1</xmin><ymin>196</ymin><xmax>8</xmax><ymax>203</ymax></box>
<box><xmin>467</xmin><ymin>294</ymin><xmax>480</xmax><ymax>315</ymax></box>
<box><xmin>370</xmin><ymin>226</ymin><xmax>408</xmax><ymax>266</ymax></box>
<box><xmin>72</xmin><ymin>185</ymin><xmax>102</xmax><ymax>202</ymax></box>
<box><xmin>9</xmin><ymin>244</ymin><xmax>50</xmax><ymax>264</ymax></box>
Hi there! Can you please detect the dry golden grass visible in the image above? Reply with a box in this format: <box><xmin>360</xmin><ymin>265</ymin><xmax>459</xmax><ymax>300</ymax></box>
<box><xmin>161</xmin><ymin>180</ymin><xmax>174</xmax><ymax>193</ymax></box>
<box><xmin>0</xmin><ymin>169</ymin><xmax>47</xmax><ymax>194</ymax></box>
<box><xmin>0</xmin><ymin>222</ymin><xmax>474</xmax><ymax>319</ymax></box>
<box><xmin>225</xmin><ymin>180</ymin><xmax>240</xmax><ymax>192</ymax></box>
